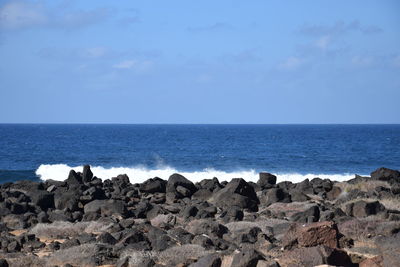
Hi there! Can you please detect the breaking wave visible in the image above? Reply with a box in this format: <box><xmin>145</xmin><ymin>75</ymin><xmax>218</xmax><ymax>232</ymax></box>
<box><xmin>35</xmin><ymin>164</ymin><xmax>360</xmax><ymax>183</ymax></box>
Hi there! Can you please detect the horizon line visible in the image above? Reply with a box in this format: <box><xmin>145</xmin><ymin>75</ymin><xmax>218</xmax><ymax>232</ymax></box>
<box><xmin>0</xmin><ymin>122</ymin><xmax>400</xmax><ymax>125</ymax></box>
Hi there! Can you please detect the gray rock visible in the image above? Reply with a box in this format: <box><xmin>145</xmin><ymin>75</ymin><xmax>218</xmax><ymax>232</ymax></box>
<box><xmin>84</xmin><ymin>199</ymin><xmax>127</xmax><ymax>217</ymax></box>
<box><xmin>211</xmin><ymin>178</ymin><xmax>259</xmax><ymax>212</ymax></box>
<box><xmin>189</xmin><ymin>254</ymin><xmax>221</xmax><ymax>267</ymax></box>
<box><xmin>82</xmin><ymin>165</ymin><xmax>93</xmax><ymax>183</ymax></box>
<box><xmin>257</xmin><ymin>173</ymin><xmax>277</xmax><ymax>189</ymax></box>
<box><xmin>0</xmin><ymin>259</ymin><xmax>9</xmax><ymax>267</ymax></box>
<box><xmin>166</xmin><ymin>173</ymin><xmax>197</xmax><ymax>203</ymax></box>
<box><xmin>231</xmin><ymin>249</ymin><xmax>264</xmax><ymax>267</ymax></box>
<box><xmin>140</xmin><ymin>177</ymin><xmax>167</xmax><ymax>193</ymax></box>
<box><xmin>345</xmin><ymin>200</ymin><xmax>385</xmax><ymax>217</ymax></box>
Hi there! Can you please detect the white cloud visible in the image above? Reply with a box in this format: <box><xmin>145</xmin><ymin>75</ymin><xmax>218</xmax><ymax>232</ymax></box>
<box><xmin>278</xmin><ymin>57</ymin><xmax>303</xmax><ymax>70</ymax></box>
<box><xmin>0</xmin><ymin>1</ymin><xmax>47</xmax><ymax>30</ymax></box>
<box><xmin>112</xmin><ymin>59</ymin><xmax>153</xmax><ymax>71</ymax></box>
<box><xmin>393</xmin><ymin>55</ymin><xmax>400</xmax><ymax>68</ymax></box>
<box><xmin>56</xmin><ymin>8</ymin><xmax>111</xmax><ymax>30</ymax></box>
<box><xmin>187</xmin><ymin>22</ymin><xmax>232</xmax><ymax>33</ymax></box>
<box><xmin>315</xmin><ymin>35</ymin><xmax>331</xmax><ymax>50</ymax></box>
<box><xmin>351</xmin><ymin>56</ymin><xmax>374</xmax><ymax>67</ymax></box>
<box><xmin>113</xmin><ymin>60</ymin><xmax>136</xmax><ymax>69</ymax></box>
<box><xmin>299</xmin><ymin>20</ymin><xmax>383</xmax><ymax>37</ymax></box>
<box><xmin>85</xmin><ymin>47</ymin><xmax>107</xmax><ymax>59</ymax></box>
<box><xmin>0</xmin><ymin>0</ymin><xmax>111</xmax><ymax>31</ymax></box>
<box><xmin>196</xmin><ymin>74</ymin><xmax>213</xmax><ymax>83</ymax></box>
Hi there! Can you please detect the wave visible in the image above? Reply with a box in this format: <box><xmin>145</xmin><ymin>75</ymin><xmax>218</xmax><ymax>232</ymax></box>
<box><xmin>35</xmin><ymin>164</ymin><xmax>360</xmax><ymax>183</ymax></box>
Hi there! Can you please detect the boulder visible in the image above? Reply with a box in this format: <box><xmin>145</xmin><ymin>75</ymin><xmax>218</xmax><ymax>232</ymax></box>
<box><xmin>180</xmin><ymin>205</ymin><xmax>199</xmax><ymax>219</ymax></box>
<box><xmin>196</xmin><ymin>177</ymin><xmax>223</xmax><ymax>192</ymax></box>
<box><xmin>294</xmin><ymin>179</ymin><xmax>314</xmax><ymax>194</ymax></box>
<box><xmin>359</xmin><ymin>255</ymin><xmax>383</xmax><ymax>267</ymax></box>
<box><xmin>84</xmin><ymin>199</ymin><xmax>127</xmax><ymax>217</ymax></box>
<box><xmin>8</xmin><ymin>180</ymin><xmax>44</xmax><ymax>193</ymax></box>
<box><xmin>82</xmin><ymin>165</ymin><xmax>93</xmax><ymax>183</ymax></box>
<box><xmin>220</xmin><ymin>206</ymin><xmax>244</xmax><ymax>223</ymax></box>
<box><xmin>66</xmin><ymin>170</ymin><xmax>83</xmax><ymax>184</ymax></box>
<box><xmin>7</xmin><ymin>241</ymin><xmax>21</xmax><ymax>252</ymax></box>
<box><xmin>345</xmin><ymin>200</ymin><xmax>385</xmax><ymax>217</ymax></box>
<box><xmin>140</xmin><ymin>177</ymin><xmax>167</xmax><ymax>193</ymax></box>
<box><xmin>186</xmin><ymin>219</ymin><xmax>228</xmax><ymax>238</ymax></box>
<box><xmin>97</xmin><ymin>232</ymin><xmax>117</xmax><ymax>245</ymax></box>
<box><xmin>310</xmin><ymin>178</ymin><xmax>333</xmax><ymax>194</ymax></box>
<box><xmin>48</xmin><ymin>210</ymin><xmax>73</xmax><ymax>222</ymax></box>
<box><xmin>289</xmin><ymin>205</ymin><xmax>320</xmax><ymax>223</ymax></box>
<box><xmin>133</xmin><ymin>201</ymin><xmax>152</xmax><ymax>218</ymax></box>
<box><xmin>256</xmin><ymin>259</ymin><xmax>279</xmax><ymax>267</ymax></box>
<box><xmin>28</xmin><ymin>190</ymin><xmax>54</xmax><ymax>211</ymax></box>
<box><xmin>147</xmin><ymin>227</ymin><xmax>176</xmax><ymax>251</ymax></box>
<box><xmin>260</xmin><ymin>188</ymin><xmax>290</xmax><ymax>206</ymax></box>
<box><xmin>278</xmin><ymin>245</ymin><xmax>353</xmax><ymax>267</ymax></box>
<box><xmin>150</xmin><ymin>214</ymin><xmax>176</xmax><ymax>228</ymax></box>
<box><xmin>229</xmin><ymin>226</ymin><xmax>262</xmax><ymax>245</ymax></box>
<box><xmin>192</xmin><ymin>189</ymin><xmax>214</xmax><ymax>201</ymax></box>
<box><xmin>54</xmin><ymin>192</ymin><xmax>80</xmax><ymax>212</ymax></box>
<box><xmin>189</xmin><ymin>254</ymin><xmax>221</xmax><ymax>267</ymax></box>
<box><xmin>289</xmin><ymin>191</ymin><xmax>310</xmax><ymax>202</ymax></box>
<box><xmin>211</xmin><ymin>178</ymin><xmax>259</xmax><ymax>211</ymax></box>
<box><xmin>111</xmin><ymin>174</ymin><xmax>131</xmax><ymax>195</ymax></box>
<box><xmin>375</xmin><ymin>233</ymin><xmax>400</xmax><ymax>267</ymax></box>
<box><xmin>326</xmin><ymin>186</ymin><xmax>342</xmax><ymax>200</ymax></box>
<box><xmin>0</xmin><ymin>259</ymin><xmax>8</xmax><ymax>267</ymax></box>
<box><xmin>167</xmin><ymin>227</ymin><xmax>194</xmax><ymax>244</ymax></box>
<box><xmin>283</xmin><ymin>221</ymin><xmax>339</xmax><ymax>249</ymax></box>
<box><xmin>231</xmin><ymin>249</ymin><xmax>264</xmax><ymax>267</ymax></box>
<box><xmin>371</xmin><ymin>167</ymin><xmax>400</xmax><ymax>183</ymax></box>
<box><xmin>37</xmin><ymin>211</ymin><xmax>49</xmax><ymax>223</ymax></box>
<box><xmin>166</xmin><ymin>173</ymin><xmax>197</xmax><ymax>202</ymax></box>
<box><xmin>257</xmin><ymin>173</ymin><xmax>277</xmax><ymax>189</ymax></box>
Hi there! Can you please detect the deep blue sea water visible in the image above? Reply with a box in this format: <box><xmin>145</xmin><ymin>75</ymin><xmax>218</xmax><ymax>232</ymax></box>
<box><xmin>0</xmin><ymin>124</ymin><xmax>399</xmax><ymax>183</ymax></box>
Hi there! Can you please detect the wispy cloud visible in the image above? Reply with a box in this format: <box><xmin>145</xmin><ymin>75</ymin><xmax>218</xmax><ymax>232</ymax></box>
<box><xmin>222</xmin><ymin>49</ymin><xmax>261</xmax><ymax>64</ymax></box>
<box><xmin>299</xmin><ymin>20</ymin><xmax>383</xmax><ymax>37</ymax></box>
<box><xmin>118</xmin><ymin>8</ymin><xmax>140</xmax><ymax>26</ymax></box>
<box><xmin>0</xmin><ymin>0</ymin><xmax>112</xmax><ymax>31</ymax></box>
<box><xmin>351</xmin><ymin>55</ymin><xmax>374</xmax><ymax>67</ymax></box>
<box><xmin>84</xmin><ymin>47</ymin><xmax>108</xmax><ymax>59</ymax></box>
<box><xmin>314</xmin><ymin>35</ymin><xmax>332</xmax><ymax>50</ymax></box>
<box><xmin>196</xmin><ymin>74</ymin><xmax>213</xmax><ymax>83</ymax></box>
<box><xmin>112</xmin><ymin>59</ymin><xmax>153</xmax><ymax>71</ymax></box>
<box><xmin>278</xmin><ymin>57</ymin><xmax>303</xmax><ymax>71</ymax></box>
<box><xmin>187</xmin><ymin>22</ymin><xmax>232</xmax><ymax>33</ymax></box>
<box><xmin>393</xmin><ymin>55</ymin><xmax>400</xmax><ymax>68</ymax></box>
<box><xmin>0</xmin><ymin>1</ymin><xmax>47</xmax><ymax>30</ymax></box>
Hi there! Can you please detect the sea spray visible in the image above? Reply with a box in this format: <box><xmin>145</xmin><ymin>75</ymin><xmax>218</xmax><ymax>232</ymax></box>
<box><xmin>36</xmin><ymin>164</ymin><xmax>359</xmax><ymax>183</ymax></box>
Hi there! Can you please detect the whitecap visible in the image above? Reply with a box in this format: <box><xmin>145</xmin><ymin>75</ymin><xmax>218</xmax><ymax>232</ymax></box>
<box><xmin>36</xmin><ymin>164</ymin><xmax>361</xmax><ymax>183</ymax></box>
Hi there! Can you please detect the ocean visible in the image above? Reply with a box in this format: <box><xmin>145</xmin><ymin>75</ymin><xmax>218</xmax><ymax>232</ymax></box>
<box><xmin>0</xmin><ymin>124</ymin><xmax>399</xmax><ymax>184</ymax></box>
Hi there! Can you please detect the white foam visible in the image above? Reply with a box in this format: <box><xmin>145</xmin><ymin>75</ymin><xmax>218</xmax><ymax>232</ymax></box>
<box><xmin>35</xmin><ymin>164</ymin><xmax>359</xmax><ymax>183</ymax></box>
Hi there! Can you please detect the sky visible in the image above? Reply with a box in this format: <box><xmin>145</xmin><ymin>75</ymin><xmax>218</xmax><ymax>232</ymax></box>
<box><xmin>0</xmin><ymin>0</ymin><xmax>399</xmax><ymax>124</ymax></box>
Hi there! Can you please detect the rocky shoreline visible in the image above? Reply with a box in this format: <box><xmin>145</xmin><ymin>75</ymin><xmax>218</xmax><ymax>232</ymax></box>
<box><xmin>0</xmin><ymin>166</ymin><xmax>399</xmax><ymax>267</ymax></box>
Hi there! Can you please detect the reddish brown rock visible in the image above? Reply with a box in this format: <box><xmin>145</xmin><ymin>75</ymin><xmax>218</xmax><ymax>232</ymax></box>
<box><xmin>283</xmin><ymin>221</ymin><xmax>339</xmax><ymax>249</ymax></box>
<box><xmin>359</xmin><ymin>255</ymin><xmax>383</xmax><ymax>267</ymax></box>
<box><xmin>277</xmin><ymin>245</ymin><xmax>353</xmax><ymax>267</ymax></box>
<box><xmin>326</xmin><ymin>186</ymin><xmax>342</xmax><ymax>200</ymax></box>
<box><xmin>298</xmin><ymin>221</ymin><xmax>339</xmax><ymax>248</ymax></box>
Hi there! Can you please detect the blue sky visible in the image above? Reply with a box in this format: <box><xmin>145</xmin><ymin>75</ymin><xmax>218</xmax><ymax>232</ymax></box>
<box><xmin>0</xmin><ymin>0</ymin><xmax>399</xmax><ymax>123</ymax></box>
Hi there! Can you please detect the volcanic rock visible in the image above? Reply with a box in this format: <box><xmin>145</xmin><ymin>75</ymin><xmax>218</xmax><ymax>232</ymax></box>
<box><xmin>283</xmin><ymin>221</ymin><xmax>339</xmax><ymax>249</ymax></box>
<box><xmin>140</xmin><ymin>177</ymin><xmax>167</xmax><ymax>193</ymax></box>
<box><xmin>166</xmin><ymin>173</ymin><xmax>197</xmax><ymax>203</ymax></box>
<box><xmin>257</xmin><ymin>173</ymin><xmax>277</xmax><ymax>189</ymax></box>
<box><xmin>211</xmin><ymin>178</ymin><xmax>259</xmax><ymax>212</ymax></box>
<box><xmin>345</xmin><ymin>200</ymin><xmax>385</xmax><ymax>217</ymax></box>
<box><xmin>231</xmin><ymin>248</ymin><xmax>264</xmax><ymax>267</ymax></box>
